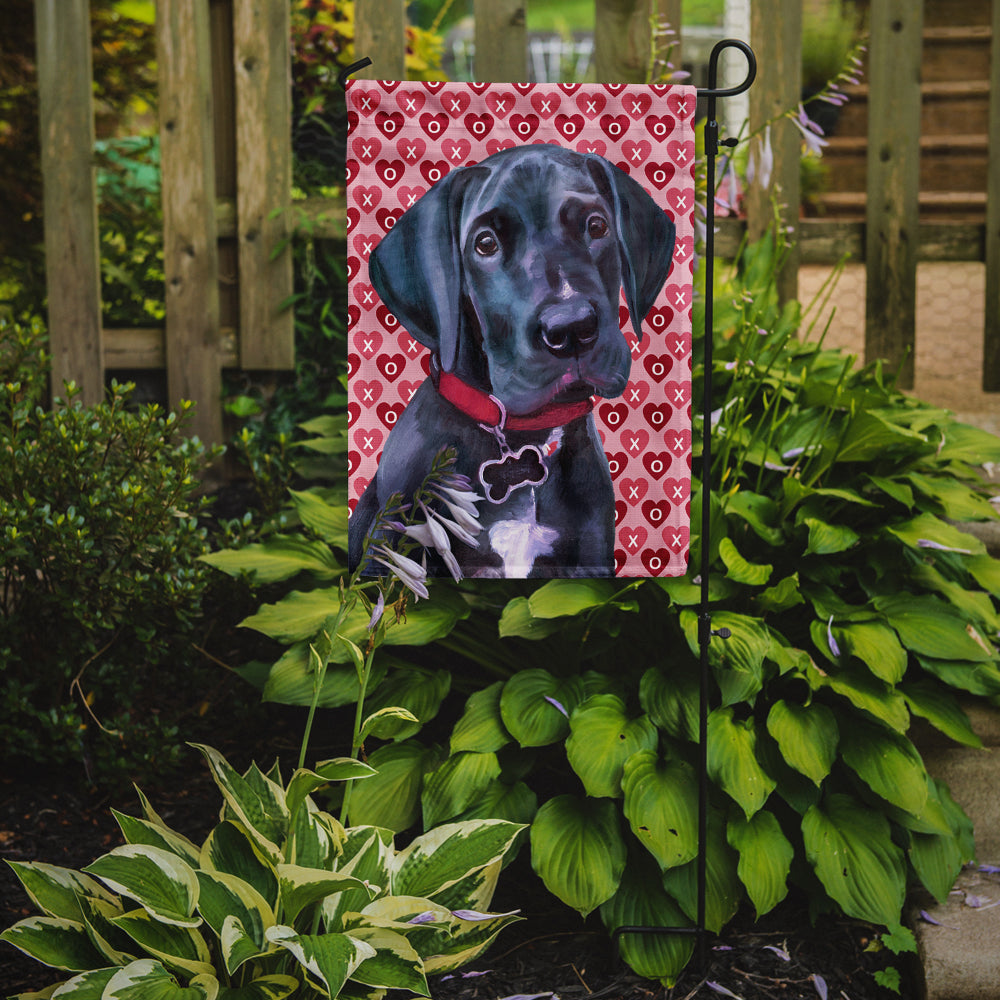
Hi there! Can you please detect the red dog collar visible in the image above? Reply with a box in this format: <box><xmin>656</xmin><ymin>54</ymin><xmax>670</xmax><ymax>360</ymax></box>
<box><xmin>436</xmin><ymin>371</ymin><xmax>594</xmax><ymax>432</ymax></box>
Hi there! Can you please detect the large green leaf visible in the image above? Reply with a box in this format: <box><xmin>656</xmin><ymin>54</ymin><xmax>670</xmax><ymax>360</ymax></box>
<box><xmin>260</xmin><ymin>644</ymin><xmax>385</xmax><ymax>709</ymax></box>
<box><xmin>660</xmin><ymin>810</ymin><xmax>741</xmax><ymax>934</ymax></box>
<box><xmin>452</xmin><ymin>779</ymin><xmax>538</xmax><ymax>827</ymax></box>
<box><xmin>621</xmin><ymin>752</ymin><xmax>699</xmax><ymax>871</ymax></box>
<box><xmin>346</xmin><ymin>740</ymin><xmax>442</xmax><ymax>832</ymax></box>
<box><xmin>566</xmin><ymin>695</ymin><xmax>658</xmax><ymax>798</ymax></box>
<box><xmin>639</xmin><ymin>664</ymin><xmax>699</xmax><ymax>743</ymax></box>
<box><xmin>265</xmin><ymin>926</ymin><xmax>374</xmax><ymax>997</ymax></box>
<box><xmin>765</xmin><ymin>700</ymin><xmax>838</xmax><ymax>786</ymax></box>
<box><xmin>901</xmin><ymin>680</ymin><xmax>982</xmax><ymax>748</ymax></box>
<box><xmin>421</xmin><ymin>751</ymin><xmax>502</xmax><ymax>828</ymax></box>
<box><xmin>276</xmin><ymin>865</ymin><xmax>373</xmax><ymax>925</ymax></box>
<box><xmin>450</xmin><ymin>682</ymin><xmax>511</xmax><ymax>754</ymax></box>
<box><xmin>200</xmin><ymin>535</ymin><xmax>341</xmax><ymax>584</ymax></box>
<box><xmin>834</xmin><ymin>621</ymin><xmax>907</xmax><ymax>684</ymax></box>
<box><xmin>681</xmin><ymin>611</ymin><xmax>771</xmax><ymax>706</ymax></box>
<box><xmin>599</xmin><ymin>854</ymin><xmax>694</xmax><ymax>987</ymax></box>
<box><xmin>834</xmin><ymin>410</ymin><xmax>927</xmax><ymax>463</ymax></box>
<box><xmin>916</xmin><ymin>655</ymin><xmax>1000</xmax><ymax>697</ymax></box>
<box><xmin>727</xmin><ymin>811</ymin><xmax>793</xmax><ymax>917</ymax></box>
<box><xmin>103</xmin><ymin>959</ymin><xmax>218</xmax><ymax>1000</ymax></box>
<box><xmin>199</xmin><ymin>822</ymin><xmax>278</xmax><ymax>910</ymax></box>
<box><xmin>707</xmin><ymin>708</ymin><xmax>775</xmax><ymax>818</ymax></box>
<box><xmin>806</xmin><ymin>660</ymin><xmax>910</xmax><ymax>732</ymax></box>
<box><xmin>876</xmin><ymin>594</ymin><xmax>995</xmax><ymax>662</ymax></box>
<box><xmin>886</xmin><ymin>512</ymin><xmax>985</xmax><ymax>556</ymax></box>
<box><xmin>111</xmin><ymin>909</ymin><xmax>214</xmax><ymax>978</ymax></box>
<box><xmin>718</xmin><ymin>537</ymin><xmax>772</xmax><ymax>586</ymax></box>
<box><xmin>288</xmin><ymin>489</ymin><xmax>349</xmax><ymax>548</ymax></box>
<box><xmin>838</xmin><ymin>718</ymin><xmax>929</xmax><ymax>817</ymax></box>
<box><xmin>392</xmin><ymin>820</ymin><xmax>524</xmax><ymax>901</ymax></box>
<box><xmin>83</xmin><ymin>846</ymin><xmax>200</xmax><ymax>928</ymax></box>
<box><xmin>362</xmin><ymin>667</ymin><xmax>451</xmax><ymax>741</ymax></box>
<box><xmin>906</xmin><ymin>473</ymin><xmax>998</xmax><ymax>522</ymax></box>
<box><xmin>803</xmin><ymin>517</ymin><xmax>859</xmax><ymax>556</ymax></box>
<box><xmin>802</xmin><ymin>794</ymin><xmax>906</xmax><ymax>926</ymax></box>
<box><xmin>0</xmin><ymin>916</ymin><xmax>107</xmax><ymax>972</ymax></box>
<box><xmin>285</xmin><ymin>759</ymin><xmax>376</xmax><ymax>822</ymax></box>
<box><xmin>530</xmin><ymin>795</ymin><xmax>627</xmax><ymax>917</ymax></box>
<box><xmin>527</xmin><ymin>579</ymin><xmax>618</xmax><ymax>618</ymax></box>
<box><xmin>497</xmin><ymin>597</ymin><xmax>565</xmax><ymax>639</ymax></box>
<box><xmin>499</xmin><ymin>670</ymin><xmax>584</xmax><ymax>747</ymax></box>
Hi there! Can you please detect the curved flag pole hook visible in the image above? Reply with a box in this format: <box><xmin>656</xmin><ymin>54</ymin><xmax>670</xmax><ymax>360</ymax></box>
<box><xmin>612</xmin><ymin>38</ymin><xmax>756</xmax><ymax>974</ymax></box>
<box><xmin>338</xmin><ymin>57</ymin><xmax>373</xmax><ymax>90</ymax></box>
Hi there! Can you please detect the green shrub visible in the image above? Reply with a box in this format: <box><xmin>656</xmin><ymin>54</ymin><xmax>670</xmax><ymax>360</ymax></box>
<box><xmin>0</xmin><ymin>316</ymin><xmax>220</xmax><ymax>783</ymax></box>
<box><xmin>1</xmin><ymin>743</ymin><xmax>524</xmax><ymax>998</ymax></box>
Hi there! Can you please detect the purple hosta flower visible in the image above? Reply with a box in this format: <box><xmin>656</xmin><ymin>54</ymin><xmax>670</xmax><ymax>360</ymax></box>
<box><xmin>407</xmin><ymin>911</ymin><xmax>438</xmax><ymax>925</ymax></box>
<box><xmin>917</xmin><ymin>538</ymin><xmax>973</xmax><ymax>555</ymax></box>
<box><xmin>544</xmin><ymin>695</ymin><xmax>569</xmax><ymax>718</ymax></box>
<box><xmin>979</xmin><ymin>864</ymin><xmax>1000</xmax><ymax>874</ymax></box>
<box><xmin>827</xmin><ymin>616</ymin><xmax>841</xmax><ymax>658</ymax></box>
<box><xmin>707</xmin><ymin>983</ymin><xmax>742</xmax><ymax>999</ymax></box>
<box><xmin>812</xmin><ymin>974</ymin><xmax>828</xmax><ymax>1000</ymax></box>
<box><xmin>372</xmin><ymin>544</ymin><xmax>429</xmax><ymax>600</ymax></box>
<box><xmin>747</xmin><ymin>124</ymin><xmax>774</xmax><ymax>191</ymax></box>
<box><xmin>791</xmin><ymin>104</ymin><xmax>828</xmax><ymax>157</ymax></box>
<box><xmin>763</xmin><ymin>944</ymin><xmax>791</xmax><ymax>962</ymax></box>
<box><xmin>497</xmin><ymin>994</ymin><xmax>558</xmax><ymax>1000</ymax></box>
<box><xmin>451</xmin><ymin>908</ymin><xmax>521</xmax><ymax>921</ymax></box>
<box><xmin>367</xmin><ymin>590</ymin><xmax>385</xmax><ymax>631</ymax></box>
<box><xmin>715</xmin><ymin>157</ymin><xmax>741</xmax><ymax>215</ymax></box>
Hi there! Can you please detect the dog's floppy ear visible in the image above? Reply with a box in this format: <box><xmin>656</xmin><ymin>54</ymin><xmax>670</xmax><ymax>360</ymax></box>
<box><xmin>369</xmin><ymin>165</ymin><xmax>487</xmax><ymax>372</ymax></box>
<box><xmin>586</xmin><ymin>155</ymin><xmax>675</xmax><ymax>340</ymax></box>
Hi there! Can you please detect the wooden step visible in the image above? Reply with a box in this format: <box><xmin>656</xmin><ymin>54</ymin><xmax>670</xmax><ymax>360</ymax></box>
<box><xmin>922</xmin><ymin>25</ymin><xmax>993</xmax><ymax>83</ymax></box>
<box><xmin>921</xmin><ymin>0</ymin><xmax>992</xmax><ymax>28</ymax></box>
<box><xmin>813</xmin><ymin>189</ymin><xmax>987</xmax><ymax>222</ymax></box>
<box><xmin>822</xmin><ymin>134</ymin><xmax>989</xmax><ymax>193</ymax></box>
<box><xmin>832</xmin><ymin>80</ymin><xmax>991</xmax><ymax>138</ymax></box>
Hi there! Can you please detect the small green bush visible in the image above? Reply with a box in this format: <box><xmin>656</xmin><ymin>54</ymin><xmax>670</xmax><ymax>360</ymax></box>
<box><xmin>0</xmin><ymin>316</ymin><xmax>219</xmax><ymax>783</ymax></box>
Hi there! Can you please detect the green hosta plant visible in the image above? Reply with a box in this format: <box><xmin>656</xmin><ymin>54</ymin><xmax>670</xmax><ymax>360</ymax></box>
<box><xmin>1</xmin><ymin>744</ymin><xmax>523</xmax><ymax>999</ymax></box>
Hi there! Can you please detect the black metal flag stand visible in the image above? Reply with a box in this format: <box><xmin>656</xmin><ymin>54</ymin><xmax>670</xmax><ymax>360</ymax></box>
<box><xmin>340</xmin><ymin>37</ymin><xmax>758</xmax><ymax>975</ymax></box>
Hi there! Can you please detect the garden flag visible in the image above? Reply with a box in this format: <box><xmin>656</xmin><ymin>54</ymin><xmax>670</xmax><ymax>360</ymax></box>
<box><xmin>346</xmin><ymin>80</ymin><xmax>696</xmax><ymax>579</ymax></box>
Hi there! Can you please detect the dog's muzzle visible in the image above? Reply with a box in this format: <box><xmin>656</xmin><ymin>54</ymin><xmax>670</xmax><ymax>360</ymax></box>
<box><xmin>538</xmin><ymin>301</ymin><xmax>599</xmax><ymax>358</ymax></box>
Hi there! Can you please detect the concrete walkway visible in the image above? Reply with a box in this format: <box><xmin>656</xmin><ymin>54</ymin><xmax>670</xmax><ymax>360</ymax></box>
<box><xmin>798</xmin><ymin>262</ymin><xmax>1000</xmax><ymax>997</ymax></box>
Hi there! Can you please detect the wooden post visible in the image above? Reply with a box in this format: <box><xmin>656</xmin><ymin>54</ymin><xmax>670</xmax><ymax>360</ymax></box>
<box><xmin>157</xmin><ymin>0</ymin><xmax>223</xmax><ymax>444</ymax></box>
<box><xmin>594</xmin><ymin>0</ymin><xmax>655</xmax><ymax>84</ymax></box>
<box><xmin>474</xmin><ymin>0</ymin><xmax>527</xmax><ymax>82</ymax></box>
<box><xmin>34</xmin><ymin>0</ymin><xmax>104</xmax><ymax>405</ymax></box>
<box><xmin>233</xmin><ymin>0</ymin><xmax>294</xmax><ymax>369</ymax></box>
<box><xmin>746</xmin><ymin>0</ymin><xmax>801</xmax><ymax>305</ymax></box>
<box><xmin>864</xmin><ymin>0</ymin><xmax>923</xmax><ymax>389</ymax></box>
<box><xmin>983</xmin><ymin>0</ymin><xmax>1000</xmax><ymax>390</ymax></box>
<box><xmin>354</xmin><ymin>0</ymin><xmax>406</xmax><ymax>80</ymax></box>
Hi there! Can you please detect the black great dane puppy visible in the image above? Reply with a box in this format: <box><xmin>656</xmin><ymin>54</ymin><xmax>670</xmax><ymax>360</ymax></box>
<box><xmin>349</xmin><ymin>144</ymin><xmax>675</xmax><ymax>578</ymax></box>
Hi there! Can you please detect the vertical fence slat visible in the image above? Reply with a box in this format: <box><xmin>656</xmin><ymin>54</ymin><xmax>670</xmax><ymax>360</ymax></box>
<box><xmin>34</xmin><ymin>0</ymin><xmax>103</xmax><ymax>405</ymax></box>
<box><xmin>746</xmin><ymin>0</ymin><xmax>801</xmax><ymax>304</ymax></box>
<box><xmin>864</xmin><ymin>0</ymin><xmax>923</xmax><ymax>389</ymax></box>
<box><xmin>474</xmin><ymin>0</ymin><xmax>526</xmax><ymax>81</ymax></box>
<box><xmin>354</xmin><ymin>0</ymin><xmax>406</xmax><ymax>80</ymax></box>
<box><xmin>233</xmin><ymin>0</ymin><xmax>294</xmax><ymax>369</ymax></box>
<box><xmin>656</xmin><ymin>0</ymin><xmax>682</xmax><ymax>76</ymax></box>
<box><xmin>157</xmin><ymin>0</ymin><xmax>223</xmax><ymax>444</ymax></box>
<box><xmin>983</xmin><ymin>0</ymin><xmax>1000</xmax><ymax>390</ymax></box>
<box><xmin>594</xmin><ymin>0</ymin><xmax>655</xmax><ymax>83</ymax></box>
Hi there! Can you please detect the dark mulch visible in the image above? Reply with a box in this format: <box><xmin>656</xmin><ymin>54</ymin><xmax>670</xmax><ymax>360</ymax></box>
<box><xmin>1</xmin><ymin>749</ymin><xmax>914</xmax><ymax>1000</ymax></box>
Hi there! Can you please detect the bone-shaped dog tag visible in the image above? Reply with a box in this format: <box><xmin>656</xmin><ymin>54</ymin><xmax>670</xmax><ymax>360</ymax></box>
<box><xmin>479</xmin><ymin>444</ymin><xmax>548</xmax><ymax>504</ymax></box>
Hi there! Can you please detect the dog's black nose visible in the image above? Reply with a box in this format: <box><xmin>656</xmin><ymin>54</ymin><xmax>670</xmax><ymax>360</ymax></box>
<box><xmin>538</xmin><ymin>302</ymin><xmax>599</xmax><ymax>357</ymax></box>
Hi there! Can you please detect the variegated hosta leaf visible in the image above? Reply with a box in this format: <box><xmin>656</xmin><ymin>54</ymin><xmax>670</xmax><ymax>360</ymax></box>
<box><xmin>727</xmin><ymin>810</ymin><xmax>793</xmax><ymax>918</ymax></box>
<box><xmin>110</xmin><ymin>908</ymin><xmax>214</xmax><ymax>978</ymax></box>
<box><xmin>4</xmin><ymin>862</ymin><xmax>118</xmax><ymax>922</ymax></box>
<box><xmin>0</xmin><ymin>916</ymin><xmax>107</xmax><ymax>972</ymax></box>
<box><xmin>421</xmin><ymin>751</ymin><xmax>502</xmax><ymax>829</ymax></box>
<box><xmin>420</xmin><ymin>906</ymin><xmax>523</xmax><ymax>975</ymax></box>
<box><xmin>529</xmin><ymin>795</ymin><xmax>626</xmax><ymax>917</ymax></box>
<box><xmin>452</xmin><ymin>779</ymin><xmax>538</xmax><ymax>828</ymax></box>
<box><xmin>214</xmin><ymin>975</ymin><xmax>299</xmax><ymax>1000</ymax></box>
<box><xmin>424</xmin><ymin>859</ymin><xmax>501</xmax><ymax>916</ymax></box>
<box><xmin>112</xmin><ymin>811</ymin><xmax>201</xmax><ymax>868</ymax></box>
<box><xmin>191</xmin><ymin>745</ymin><xmax>287</xmax><ymax>863</ymax></box>
<box><xmin>277</xmin><ymin>864</ymin><xmax>376</xmax><ymax>925</ymax></box>
<box><xmin>621</xmin><ymin>751</ymin><xmax>699</xmax><ymax>871</ymax></box>
<box><xmin>450</xmin><ymin>681</ymin><xmax>511</xmax><ymax>754</ymax></box>
<box><xmin>600</xmin><ymin>854</ymin><xmax>694</xmax><ymax>987</ymax></box>
<box><xmin>838</xmin><ymin>718</ymin><xmax>929</xmax><ymax>817</ymax></box>
<box><xmin>391</xmin><ymin>820</ymin><xmax>524</xmax><ymax>901</ymax></box>
<box><xmin>200</xmin><ymin>822</ymin><xmax>278</xmax><ymax>910</ymax></box>
<box><xmin>83</xmin><ymin>846</ymin><xmax>200</xmax><ymax>928</ymax></box>
<box><xmin>323</xmin><ymin>829</ymin><xmax>393</xmax><ymax>931</ymax></box>
<box><xmin>77</xmin><ymin>894</ymin><xmax>135</xmax><ymax>966</ymax></box>
<box><xmin>288</xmin><ymin>802</ymin><xmax>344</xmax><ymax>870</ymax></box>
<box><xmin>499</xmin><ymin>670</ymin><xmax>585</xmax><ymax>747</ymax></box>
<box><xmin>345</xmin><ymin>926</ymin><xmax>429</xmax><ymax>995</ymax></box>
<box><xmin>46</xmin><ymin>966</ymin><xmax>118</xmax><ymax>997</ymax></box>
<box><xmin>661</xmin><ymin>810</ymin><xmax>742</xmax><ymax>934</ymax></box>
<box><xmin>265</xmin><ymin>925</ymin><xmax>375</xmax><ymax>998</ymax></box>
<box><xmin>362</xmin><ymin>667</ymin><xmax>451</xmax><ymax>741</ymax></box>
<box><xmin>706</xmin><ymin>707</ymin><xmax>776</xmax><ymax>819</ymax></box>
<box><xmin>765</xmin><ymin>700</ymin><xmax>838</xmax><ymax>786</ymax></box>
<box><xmin>102</xmin><ymin>958</ymin><xmax>218</xmax><ymax>999</ymax></box>
<box><xmin>285</xmin><ymin>760</ymin><xmax>376</xmax><ymax>823</ymax></box>
<box><xmin>566</xmin><ymin>695</ymin><xmax>658</xmax><ymax>799</ymax></box>
<box><xmin>195</xmin><ymin>871</ymin><xmax>274</xmax><ymax>974</ymax></box>
<box><xmin>802</xmin><ymin>793</ymin><xmax>906</xmax><ymax>926</ymax></box>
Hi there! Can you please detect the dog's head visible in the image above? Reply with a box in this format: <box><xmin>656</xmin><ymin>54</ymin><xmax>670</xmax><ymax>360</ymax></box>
<box><xmin>369</xmin><ymin>145</ymin><xmax>675</xmax><ymax>416</ymax></box>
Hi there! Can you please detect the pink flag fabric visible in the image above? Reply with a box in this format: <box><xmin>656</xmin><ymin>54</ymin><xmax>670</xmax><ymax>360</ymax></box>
<box><xmin>347</xmin><ymin>80</ymin><xmax>696</xmax><ymax>579</ymax></box>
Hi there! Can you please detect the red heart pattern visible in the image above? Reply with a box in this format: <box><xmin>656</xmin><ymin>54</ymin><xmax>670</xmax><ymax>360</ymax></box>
<box><xmin>346</xmin><ymin>81</ymin><xmax>696</xmax><ymax>577</ymax></box>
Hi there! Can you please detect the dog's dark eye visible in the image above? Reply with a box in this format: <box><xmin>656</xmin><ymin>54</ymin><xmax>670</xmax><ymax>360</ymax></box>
<box><xmin>587</xmin><ymin>214</ymin><xmax>610</xmax><ymax>239</ymax></box>
<box><xmin>474</xmin><ymin>230</ymin><xmax>500</xmax><ymax>257</ymax></box>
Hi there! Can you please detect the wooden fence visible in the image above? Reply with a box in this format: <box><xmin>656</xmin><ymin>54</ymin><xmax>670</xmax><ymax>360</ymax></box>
<box><xmin>33</xmin><ymin>0</ymin><xmax>1000</xmax><ymax>445</ymax></box>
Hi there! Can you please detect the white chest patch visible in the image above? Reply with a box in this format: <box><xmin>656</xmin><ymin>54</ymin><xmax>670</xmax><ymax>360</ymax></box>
<box><xmin>488</xmin><ymin>490</ymin><xmax>558</xmax><ymax>577</ymax></box>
